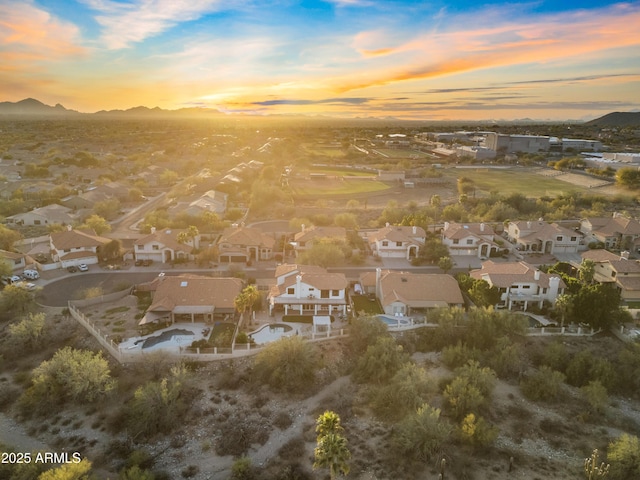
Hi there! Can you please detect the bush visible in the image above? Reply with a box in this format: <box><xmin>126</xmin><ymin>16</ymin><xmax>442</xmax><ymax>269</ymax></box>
<box><xmin>353</xmin><ymin>336</ymin><xmax>408</xmax><ymax>385</ymax></box>
<box><xmin>520</xmin><ymin>366</ymin><xmax>565</xmax><ymax>402</ymax></box>
<box><xmin>459</xmin><ymin>413</ymin><xmax>498</xmax><ymax>449</ymax></box>
<box><xmin>608</xmin><ymin>434</ymin><xmax>640</xmax><ymax>480</ymax></box>
<box><xmin>392</xmin><ymin>403</ymin><xmax>452</xmax><ymax>462</ymax></box>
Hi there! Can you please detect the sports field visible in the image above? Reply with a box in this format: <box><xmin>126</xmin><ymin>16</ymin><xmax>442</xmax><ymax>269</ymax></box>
<box><xmin>291</xmin><ymin>177</ymin><xmax>390</xmax><ymax>196</ymax></box>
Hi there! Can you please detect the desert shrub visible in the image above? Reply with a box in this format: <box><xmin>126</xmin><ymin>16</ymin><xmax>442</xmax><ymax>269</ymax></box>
<box><xmin>392</xmin><ymin>403</ymin><xmax>452</xmax><ymax>462</ymax></box>
<box><xmin>253</xmin><ymin>336</ymin><xmax>320</xmax><ymax>393</ymax></box>
<box><xmin>370</xmin><ymin>363</ymin><xmax>437</xmax><ymax>422</ymax></box>
<box><xmin>119</xmin><ymin>465</ymin><xmax>156</xmax><ymax>480</ymax></box>
<box><xmin>459</xmin><ymin>413</ymin><xmax>499</xmax><ymax>449</ymax></box>
<box><xmin>485</xmin><ymin>337</ymin><xmax>524</xmax><ymax>379</ymax></box>
<box><xmin>231</xmin><ymin>456</ymin><xmax>255</xmax><ymax>480</ymax></box>
<box><xmin>441</xmin><ymin>342</ymin><xmax>482</xmax><ymax>369</ymax></box>
<box><xmin>8</xmin><ymin>312</ymin><xmax>46</xmax><ymax>350</ymax></box>
<box><xmin>608</xmin><ymin>434</ymin><xmax>640</xmax><ymax>480</ymax></box>
<box><xmin>520</xmin><ymin>366</ymin><xmax>565</xmax><ymax>402</ymax></box>
<box><xmin>540</xmin><ymin>340</ymin><xmax>569</xmax><ymax>371</ymax></box>
<box><xmin>274</xmin><ymin>412</ymin><xmax>293</xmax><ymax>430</ymax></box>
<box><xmin>352</xmin><ymin>336</ymin><xmax>408</xmax><ymax>385</ymax></box>
<box><xmin>216</xmin><ymin>415</ymin><xmax>268</xmax><ymax>456</ymax></box>
<box><xmin>443</xmin><ymin>376</ymin><xmax>486</xmax><ymax>420</ymax></box>
<box><xmin>348</xmin><ymin>315</ymin><xmax>389</xmax><ymax>356</ymax></box>
<box><xmin>581</xmin><ymin>380</ymin><xmax>608</xmax><ymax>415</ymax></box>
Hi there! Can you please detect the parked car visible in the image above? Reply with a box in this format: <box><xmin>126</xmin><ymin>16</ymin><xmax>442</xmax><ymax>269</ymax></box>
<box><xmin>78</xmin><ymin>264</ymin><xmax>89</xmax><ymax>272</ymax></box>
<box><xmin>23</xmin><ymin>269</ymin><xmax>39</xmax><ymax>280</ymax></box>
<box><xmin>9</xmin><ymin>275</ymin><xmax>22</xmax><ymax>284</ymax></box>
<box><xmin>142</xmin><ymin>259</ymin><xmax>153</xmax><ymax>266</ymax></box>
<box><xmin>67</xmin><ymin>265</ymin><xmax>77</xmax><ymax>273</ymax></box>
<box><xmin>134</xmin><ymin>259</ymin><xmax>144</xmax><ymax>266</ymax></box>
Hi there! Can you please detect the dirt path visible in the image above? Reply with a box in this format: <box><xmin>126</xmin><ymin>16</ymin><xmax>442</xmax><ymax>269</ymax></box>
<box><xmin>250</xmin><ymin>375</ymin><xmax>352</xmax><ymax>467</ymax></box>
<box><xmin>0</xmin><ymin>413</ymin><xmax>51</xmax><ymax>453</ymax></box>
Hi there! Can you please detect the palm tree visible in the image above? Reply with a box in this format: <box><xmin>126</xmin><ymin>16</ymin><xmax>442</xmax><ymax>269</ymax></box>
<box><xmin>313</xmin><ymin>432</ymin><xmax>351</xmax><ymax>480</ymax></box>
<box><xmin>555</xmin><ymin>293</ymin><xmax>572</xmax><ymax>328</ymax></box>
<box><xmin>579</xmin><ymin>259</ymin><xmax>595</xmax><ymax>285</ymax></box>
<box><xmin>234</xmin><ymin>285</ymin><xmax>260</xmax><ymax>325</ymax></box>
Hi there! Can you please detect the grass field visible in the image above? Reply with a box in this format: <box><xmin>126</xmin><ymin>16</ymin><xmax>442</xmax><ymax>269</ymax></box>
<box><xmin>291</xmin><ymin>178</ymin><xmax>390</xmax><ymax>196</ymax></box>
<box><xmin>309</xmin><ymin>166</ymin><xmax>376</xmax><ymax>177</ymax></box>
<box><xmin>442</xmin><ymin>167</ymin><xmax>621</xmax><ymax>197</ymax></box>
<box><xmin>372</xmin><ymin>148</ymin><xmax>434</xmax><ymax>159</ymax></box>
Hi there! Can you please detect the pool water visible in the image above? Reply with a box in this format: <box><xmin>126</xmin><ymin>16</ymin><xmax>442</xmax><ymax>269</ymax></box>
<box><xmin>249</xmin><ymin>323</ymin><xmax>294</xmax><ymax>344</ymax></box>
<box><xmin>377</xmin><ymin>314</ymin><xmax>411</xmax><ymax>327</ymax></box>
<box><xmin>142</xmin><ymin>329</ymin><xmax>194</xmax><ymax>349</ymax></box>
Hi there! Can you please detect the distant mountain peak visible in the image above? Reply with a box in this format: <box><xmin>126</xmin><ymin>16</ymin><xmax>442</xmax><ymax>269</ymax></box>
<box><xmin>586</xmin><ymin>111</ymin><xmax>640</xmax><ymax>127</ymax></box>
<box><xmin>0</xmin><ymin>98</ymin><xmax>75</xmax><ymax>115</ymax></box>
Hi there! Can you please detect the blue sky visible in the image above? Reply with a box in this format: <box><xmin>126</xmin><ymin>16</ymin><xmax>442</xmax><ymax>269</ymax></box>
<box><xmin>1</xmin><ymin>0</ymin><xmax>639</xmax><ymax>120</ymax></box>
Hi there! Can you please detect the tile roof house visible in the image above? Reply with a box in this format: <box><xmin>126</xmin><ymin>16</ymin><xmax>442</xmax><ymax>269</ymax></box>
<box><xmin>470</xmin><ymin>260</ymin><xmax>565</xmax><ymax>311</ymax></box>
<box><xmin>139</xmin><ymin>274</ymin><xmax>243</xmax><ymax>325</ymax></box>
<box><xmin>134</xmin><ymin>227</ymin><xmax>200</xmax><ymax>264</ymax></box>
<box><xmin>6</xmin><ymin>204</ymin><xmax>77</xmax><ymax>227</ymax></box>
<box><xmin>217</xmin><ymin>225</ymin><xmax>276</xmax><ymax>262</ymax></box>
<box><xmin>580</xmin><ymin>214</ymin><xmax>640</xmax><ymax>251</ymax></box>
<box><xmin>0</xmin><ymin>249</ymin><xmax>27</xmax><ymax>272</ymax></box>
<box><xmin>359</xmin><ymin>268</ymin><xmax>464</xmax><ymax>316</ymax></box>
<box><xmin>292</xmin><ymin>225</ymin><xmax>347</xmax><ymax>256</ymax></box>
<box><xmin>268</xmin><ymin>264</ymin><xmax>349</xmax><ymax>316</ymax></box>
<box><xmin>368</xmin><ymin>224</ymin><xmax>425</xmax><ymax>259</ymax></box>
<box><xmin>580</xmin><ymin>249</ymin><xmax>640</xmax><ymax>302</ymax></box>
<box><xmin>506</xmin><ymin>220</ymin><xmax>582</xmax><ymax>254</ymax></box>
<box><xmin>50</xmin><ymin>227</ymin><xmax>110</xmax><ymax>268</ymax></box>
<box><xmin>442</xmin><ymin>222</ymin><xmax>501</xmax><ymax>258</ymax></box>
<box><xmin>168</xmin><ymin>190</ymin><xmax>228</xmax><ymax>218</ymax></box>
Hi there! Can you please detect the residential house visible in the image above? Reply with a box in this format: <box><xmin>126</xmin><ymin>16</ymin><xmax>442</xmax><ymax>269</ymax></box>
<box><xmin>0</xmin><ymin>249</ymin><xmax>26</xmax><ymax>271</ymax></box>
<box><xmin>134</xmin><ymin>227</ymin><xmax>200</xmax><ymax>264</ymax></box>
<box><xmin>442</xmin><ymin>222</ymin><xmax>501</xmax><ymax>258</ymax></box>
<box><xmin>50</xmin><ymin>227</ymin><xmax>110</xmax><ymax>268</ymax></box>
<box><xmin>506</xmin><ymin>220</ymin><xmax>582</xmax><ymax>254</ymax></box>
<box><xmin>580</xmin><ymin>214</ymin><xmax>640</xmax><ymax>251</ymax></box>
<box><xmin>368</xmin><ymin>224</ymin><xmax>425</xmax><ymax>259</ymax></box>
<box><xmin>580</xmin><ymin>249</ymin><xmax>640</xmax><ymax>303</ymax></box>
<box><xmin>168</xmin><ymin>190</ymin><xmax>228</xmax><ymax>218</ymax></box>
<box><xmin>6</xmin><ymin>204</ymin><xmax>76</xmax><ymax>227</ymax></box>
<box><xmin>470</xmin><ymin>260</ymin><xmax>565</xmax><ymax>311</ymax></box>
<box><xmin>217</xmin><ymin>225</ymin><xmax>276</xmax><ymax>262</ymax></box>
<box><xmin>61</xmin><ymin>189</ymin><xmax>112</xmax><ymax>211</ymax></box>
<box><xmin>139</xmin><ymin>274</ymin><xmax>243</xmax><ymax>325</ymax></box>
<box><xmin>359</xmin><ymin>269</ymin><xmax>464</xmax><ymax>316</ymax></box>
<box><xmin>268</xmin><ymin>264</ymin><xmax>348</xmax><ymax>316</ymax></box>
<box><xmin>292</xmin><ymin>225</ymin><xmax>347</xmax><ymax>256</ymax></box>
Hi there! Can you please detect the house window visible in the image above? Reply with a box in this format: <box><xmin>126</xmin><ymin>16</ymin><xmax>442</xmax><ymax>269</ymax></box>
<box><xmin>522</xmin><ymin>285</ymin><xmax>531</xmax><ymax>289</ymax></box>
<box><xmin>453</xmin><ymin>239</ymin><xmax>459</xmax><ymax>245</ymax></box>
<box><xmin>299</xmin><ymin>241</ymin><xmax>306</xmax><ymax>247</ymax></box>
<box><xmin>466</xmin><ymin>239</ymin><xmax>473</xmax><ymax>245</ymax></box>
<box><xmin>571</xmin><ymin>236</ymin><xmax>577</xmax><ymax>241</ymax></box>
<box><xmin>152</xmin><ymin>245</ymin><xmax>159</xmax><ymax>250</ymax></box>
<box><xmin>287</xmin><ymin>287</ymin><xmax>294</xmax><ymax>295</ymax></box>
<box><xmin>64</xmin><ymin>249</ymin><xmax>70</xmax><ymax>253</ymax></box>
<box><xmin>136</xmin><ymin>245</ymin><xmax>143</xmax><ymax>250</ymax></box>
<box><xmin>331</xmin><ymin>289</ymin><xmax>339</xmax><ymax>296</ymax></box>
<box><xmin>382</xmin><ymin>241</ymin><xmax>388</xmax><ymax>247</ymax></box>
<box><xmin>556</xmin><ymin>236</ymin><xmax>562</xmax><ymax>241</ymax></box>
<box><xmin>542</xmin><ymin>288</ymin><xmax>547</xmax><ymax>294</ymax></box>
<box><xmin>321</xmin><ymin>290</ymin><xmax>329</xmax><ymax>298</ymax></box>
<box><xmin>396</xmin><ymin>241</ymin><xmax>402</xmax><ymax>247</ymax></box>
<box><xmin>34</xmin><ymin>220</ymin><xmax>41</xmax><ymax>225</ymax></box>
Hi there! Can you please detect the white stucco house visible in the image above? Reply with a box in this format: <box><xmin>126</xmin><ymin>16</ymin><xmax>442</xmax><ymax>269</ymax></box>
<box><xmin>368</xmin><ymin>224</ymin><xmax>426</xmax><ymax>259</ymax></box>
<box><xmin>442</xmin><ymin>222</ymin><xmax>501</xmax><ymax>258</ymax></box>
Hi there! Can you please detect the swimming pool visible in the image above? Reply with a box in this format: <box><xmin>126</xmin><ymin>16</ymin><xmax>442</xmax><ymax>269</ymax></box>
<box><xmin>377</xmin><ymin>314</ymin><xmax>411</xmax><ymax>328</ymax></box>
<box><xmin>249</xmin><ymin>323</ymin><xmax>294</xmax><ymax>344</ymax></box>
<box><xmin>142</xmin><ymin>329</ymin><xmax>194</xmax><ymax>349</ymax></box>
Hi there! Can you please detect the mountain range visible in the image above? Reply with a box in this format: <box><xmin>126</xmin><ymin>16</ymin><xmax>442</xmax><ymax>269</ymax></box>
<box><xmin>1</xmin><ymin>98</ymin><xmax>639</xmax><ymax>125</ymax></box>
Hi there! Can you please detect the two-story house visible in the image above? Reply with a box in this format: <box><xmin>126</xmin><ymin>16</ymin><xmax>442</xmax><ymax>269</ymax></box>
<box><xmin>441</xmin><ymin>222</ymin><xmax>500</xmax><ymax>259</ymax></box>
<box><xmin>168</xmin><ymin>189</ymin><xmax>228</xmax><ymax>218</ymax></box>
<box><xmin>580</xmin><ymin>214</ymin><xmax>640</xmax><ymax>251</ymax></box>
<box><xmin>292</xmin><ymin>225</ymin><xmax>347</xmax><ymax>256</ymax></box>
<box><xmin>217</xmin><ymin>225</ymin><xmax>276</xmax><ymax>263</ymax></box>
<box><xmin>368</xmin><ymin>224</ymin><xmax>425</xmax><ymax>259</ymax></box>
<box><xmin>134</xmin><ymin>227</ymin><xmax>200</xmax><ymax>264</ymax></box>
<box><xmin>507</xmin><ymin>220</ymin><xmax>582</xmax><ymax>254</ymax></box>
<box><xmin>268</xmin><ymin>264</ymin><xmax>349</xmax><ymax>316</ymax></box>
<box><xmin>139</xmin><ymin>274</ymin><xmax>243</xmax><ymax>325</ymax></box>
<box><xmin>50</xmin><ymin>227</ymin><xmax>110</xmax><ymax>268</ymax></box>
<box><xmin>359</xmin><ymin>268</ymin><xmax>464</xmax><ymax>316</ymax></box>
<box><xmin>470</xmin><ymin>260</ymin><xmax>565</xmax><ymax>311</ymax></box>
<box><xmin>580</xmin><ymin>249</ymin><xmax>640</xmax><ymax>303</ymax></box>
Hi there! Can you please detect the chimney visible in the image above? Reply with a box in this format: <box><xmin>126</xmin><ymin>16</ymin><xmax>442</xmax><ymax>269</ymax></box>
<box><xmin>375</xmin><ymin>268</ymin><xmax>382</xmax><ymax>299</ymax></box>
<box><xmin>444</xmin><ymin>221</ymin><xmax>450</xmax><ymax>231</ymax></box>
<box><xmin>296</xmin><ymin>275</ymin><xmax>302</xmax><ymax>299</ymax></box>
<box><xmin>150</xmin><ymin>226</ymin><xmax>156</xmax><ymax>234</ymax></box>
<box><xmin>527</xmin><ymin>221</ymin><xmax>532</xmax><ymax>229</ymax></box>
<box><xmin>301</xmin><ymin>223</ymin><xmax>305</xmax><ymax>232</ymax></box>
<box><xmin>534</xmin><ymin>270</ymin><xmax>541</xmax><ymax>281</ymax></box>
<box><xmin>480</xmin><ymin>223</ymin><xmax>485</xmax><ymax>232</ymax></box>
<box><xmin>386</xmin><ymin>222</ymin><xmax>390</xmax><ymax>228</ymax></box>
<box><xmin>621</xmin><ymin>251</ymin><xmax>630</xmax><ymax>260</ymax></box>
<box><xmin>66</xmin><ymin>224</ymin><xmax>72</xmax><ymax>231</ymax></box>
<box><xmin>412</xmin><ymin>225</ymin><xmax>417</xmax><ymax>235</ymax></box>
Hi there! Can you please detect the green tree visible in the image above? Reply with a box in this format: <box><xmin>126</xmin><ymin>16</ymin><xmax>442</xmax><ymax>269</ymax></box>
<box><xmin>234</xmin><ymin>284</ymin><xmax>260</xmax><ymax>323</ymax></box>
<box><xmin>38</xmin><ymin>458</ymin><xmax>92</xmax><ymax>480</ymax></box>
<box><xmin>438</xmin><ymin>256</ymin><xmax>454</xmax><ymax>274</ymax></box>
<box><xmin>348</xmin><ymin>315</ymin><xmax>389</xmax><ymax>356</ymax></box>
<box><xmin>334</xmin><ymin>212</ymin><xmax>358</xmax><ymax>229</ymax></box>
<box><xmin>581</xmin><ymin>380</ymin><xmax>608</xmax><ymax>415</ymax></box>
<box><xmin>520</xmin><ymin>366</ymin><xmax>566</xmax><ymax>402</ymax></box>
<box><xmin>392</xmin><ymin>403</ymin><xmax>452</xmax><ymax>462</ymax></box>
<box><xmin>571</xmin><ymin>283</ymin><xmax>621</xmax><ymax>330</ymax></box>
<box><xmin>579</xmin><ymin>259</ymin><xmax>596</xmax><ymax>284</ymax></box>
<box><xmin>101</xmin><ymin>239</ymin><xmax>123</xmax><ymax>261</ymax></box>
<box><xmin>608</xmin><ymin>434</ymin><xmax>640</xmax><ymax>480</ymax></box>
<box><xmin>9</xmin><ymin>312</ymin><xmax>46</xmax><ymax>349</ymax></box>
<box><xmin>253</xmin><ymin>336</ymin><xmax>319</xmax><ymax>393</ymax></box>
<box><xmin>297</xmin><ymin>238</ymin><xmax>348</xmax><ymax>267</ymax></box>
<box><xmin>555</xmin><ymin>293</ymin><xmax>573</xmax><ymax>328</ymax></box>
<box><xmin>93</xmin><ymin>198</ymin><xmax>121</xmax><ymax>220</ymax></box>
<box><xmin>82</xmin><ymin>214</ymin><xmax>111</xmax><ymax>235</ymax></box>
<box><xmin>0</xmin><ymin>224</ymin><xmax>22</xmax><ymax>251</ymax></box>
<box><xmin>177</xmin><ymin>225</ymin><xmax>199</xmax><ymax>250</ymax></box>
<box><xmin>0</xmin><ymin>259</ymin><xmax>11</xmax><ymax>278</ymax></box>
<box><xmin>1</xmin><ymin>283</ymin><xmax>36</xmax><ymax>314</ymax></box>
<box><xmin>616</xmin><ymin>168</ymin><xmax>640</xmax><ymax>189</ymax></box>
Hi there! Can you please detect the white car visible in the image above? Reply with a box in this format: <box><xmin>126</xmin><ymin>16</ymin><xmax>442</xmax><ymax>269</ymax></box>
<box><xmin>78</xmin><ymin>264</ymin><xmax>89</xmax><ymax>272</ymax></box>
<box><xmin>23</xmin><ymin>269</ymin><xmax>39</xmax><ymax>280</ymax></box>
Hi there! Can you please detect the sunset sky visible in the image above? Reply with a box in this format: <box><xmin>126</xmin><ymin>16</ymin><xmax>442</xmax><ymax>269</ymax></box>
<box><xmin>1</xmin><ymin>0</ymin><xmax>639</xmax><ymax>120</ymax></box>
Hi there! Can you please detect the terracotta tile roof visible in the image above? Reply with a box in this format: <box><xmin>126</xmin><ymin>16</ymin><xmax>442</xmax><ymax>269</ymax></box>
<box><xmin>50</xmin><ymin>228</ymin><xmax>110</xmax><ymax>250</ymax></box>
<box><xmin>583</xmin><ymin>216</ymin><xmax>640</xmax><ymax>237</ymax></box>
<box><xmin>514</xmin><ymin>221</ymin><xmax>577</xmax><ymax>242</ymax></box>
<box><xmin>294</xmin><ymin>226</ymin><xmax>347</xmax><ymax>243</ymax></box>
<box><xmin>443</xmin><ymin>222</ymin><xmax>494</xmax><ymax>240</ymax></box>
<box><xmin>470</xmin><ymin>260</ymin><xmax>566</xmax><ymax>289</ymax></box>
<box><xmin>370</xmin><ymin>270</ymin><xmax>464</xmax><ymax>307</ymax></box>
<box><xmin>274</xmin><ymin>264</ymin><xmax>326</xmax><ymax>278</ymax></box>
<box><xmin>616</xmin><ymin>276</ymin><xmax>640</xmax><ymax>291</ymax></box>
<box><xmin>219</xmin><ymin>226</ymin><xmax>276</xmax><ymax>249</ymax></box>
<box><xmin>369</xmin><ymin>225</ymin><xmax>426</xmax><ymax>243</ymax></box>
<box><xmin>137</xmin><ymin>228</ymin><xmax>193</xmax><ymax>252</ymax></box>
<box><xmin>581</xmin><ymin>249</ymin><xmax>621</xmax><ymax>262</ymax></box>
<box><xmin>147</xmin><ymin>275</ymin><xmax>243</xmax><ymax>312</ymax></box>
<box><xmin>610</xmin><ymin>259</ymin><xmax>640</xmax><ymax>274</ymax></box>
